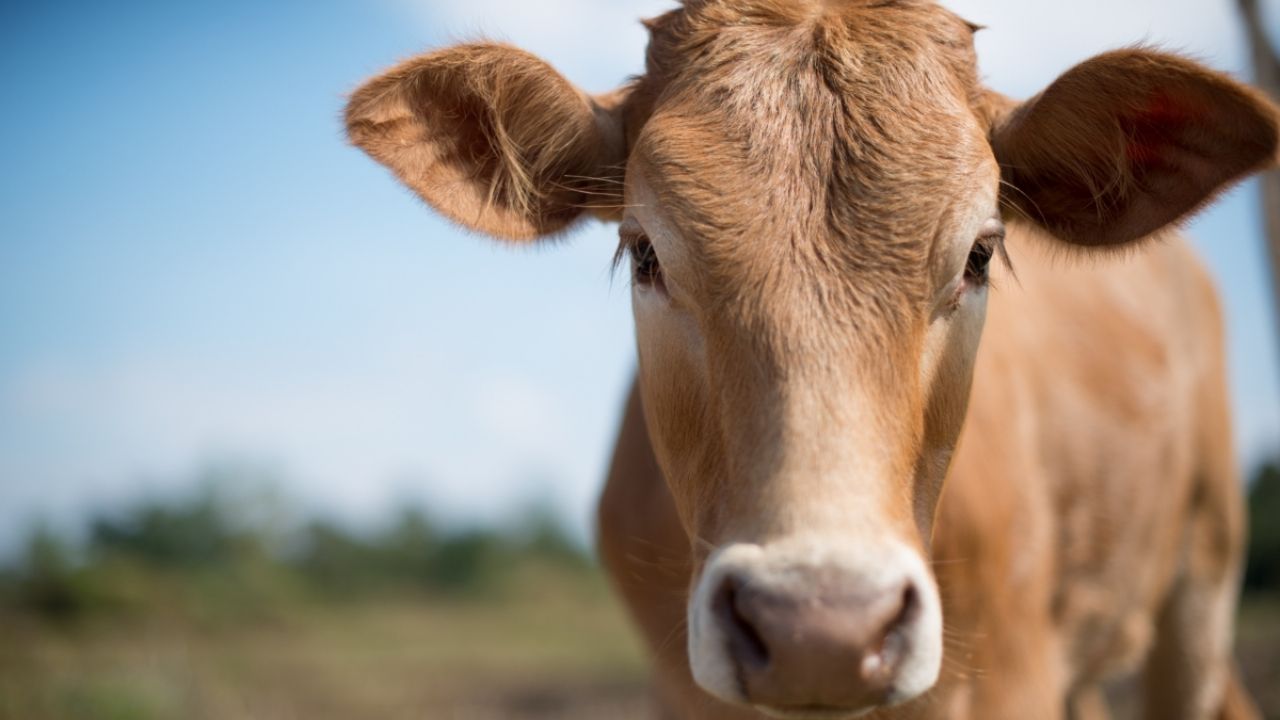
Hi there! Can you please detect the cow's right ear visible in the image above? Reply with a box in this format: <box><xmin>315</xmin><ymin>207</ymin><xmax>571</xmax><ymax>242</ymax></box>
<box><xmin>989</xmin><ymin>50</ymin><xmax>1280</xmax><ymax>249</ymax></box>
<box><xmin>345</xmin><ymin>44</ymin><xmax>628</xmax><ymax>241</ymax></box>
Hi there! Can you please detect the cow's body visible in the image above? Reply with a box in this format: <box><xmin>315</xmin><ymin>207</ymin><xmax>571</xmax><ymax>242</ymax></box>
<box><xmin>345</xmin><ymin>1</ymin><xmax>1276</xmax><ymax>717</ymax></box>
<box><xmin>600</xmin><ymin>231</ymin><xmax>1250</xmax><ymax>719</ymax></box>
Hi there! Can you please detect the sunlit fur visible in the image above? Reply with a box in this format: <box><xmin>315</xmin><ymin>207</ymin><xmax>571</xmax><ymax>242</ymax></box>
<box><xmin>346</xmin><ymin>0</ymin><xmax>1279</xmax><ymax>718</ymax></box>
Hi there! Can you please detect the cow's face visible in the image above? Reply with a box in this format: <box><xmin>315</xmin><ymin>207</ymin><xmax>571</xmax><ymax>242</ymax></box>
<box><xmin>620</xmin><ymin>6</ymin><xmax>998</xmax><ymax>710</ymax></box>
<box><xmin>345</xmin><ymin>1</ymin><xmax>1278</xmax><ymax>715</ymax></box>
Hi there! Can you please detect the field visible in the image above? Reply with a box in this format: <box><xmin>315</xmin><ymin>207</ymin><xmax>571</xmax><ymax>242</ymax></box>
<box><xmin>1</xmin><ymin>573</ymin><xmax>1278</xmax><ymax>719</ymax></box>
<box><xmin>1</xmin><ymin>476</ymin><xmax>1277</xmax><ymax>720</ymax></box>
<box><xmin>1237</xmin><ymin>600</ymin><xmax>1280</xmax><ymax>718</ymax></box>
<box><xmin>0</xmin><ymin>564</ymin><xmax>650</xmax><ymax>720</ymax></box>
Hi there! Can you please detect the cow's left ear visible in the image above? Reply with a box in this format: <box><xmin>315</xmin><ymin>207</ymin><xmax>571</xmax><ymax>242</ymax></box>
<box><xmin>345</xmin><ymin>43</ymin><xmax>629</xmax><ymax>241</ymax></box>
<box><xmin>990</xmin><ymin>50</ymin><xmax>1280</xmax><ymax>248</ymax></box>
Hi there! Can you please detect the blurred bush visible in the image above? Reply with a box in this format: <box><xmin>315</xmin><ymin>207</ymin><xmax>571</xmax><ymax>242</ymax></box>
<box><xmin>3</xmin><ymin>457</ymin><xmax>1278</xmax><ymax>621</ymax></box>
<box><xmin>0</xmin><ymin>476</ymin><xmax>593</xmax><ymax>624</ymax></box>
<box><xmin>7</xmin><ymin>525</ymin><xmax>89</xmax><ymax>621</ymax></box>
<box><xmin>90</xmin><ymin>492</ymin><xmax>255</xmax><ymax>570</ymax></box>
<box><xmin>1246</xmin><ymin>458</ymin><xmax>1280</xmax><ymax>596</ymax></box>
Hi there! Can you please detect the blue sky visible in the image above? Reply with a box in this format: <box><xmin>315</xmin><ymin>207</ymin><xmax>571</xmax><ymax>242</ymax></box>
<box><xmin>2</xmin><ymin>0</ymin><xmax>1278</xmax><ymax>551</ymax></box>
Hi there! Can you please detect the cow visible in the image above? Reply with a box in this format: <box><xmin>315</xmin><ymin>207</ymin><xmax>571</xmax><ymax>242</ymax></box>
<box><xmin>344</xmin><ymin>1</ymin><xmax>1278</xmax><ymax>718</ymax></box>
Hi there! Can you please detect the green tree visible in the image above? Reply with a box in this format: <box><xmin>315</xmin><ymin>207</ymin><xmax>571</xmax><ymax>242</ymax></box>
<box><xmin>15</xmin><ymin>524</ymin><xmax>86</xmax><ymax>620</ymax></box>
<box><xmin>1245</xmin><ymin>460</ymin><xmax>1280</xmax><ymax>594</ymax></box>
<box><xmin>89</xmin><ymin>492</ymin><xmax>243</xmax><ymax>569</ymax></box>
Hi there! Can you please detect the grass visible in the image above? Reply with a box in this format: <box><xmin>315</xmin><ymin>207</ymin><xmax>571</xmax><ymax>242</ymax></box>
<box><xmin>0</xmin><ymin>565</ymin><xmax>650</xmax><ymax>720</ymax></box>
<box><xmin>1</xmin><ymin>571</ymin><xmax>1278</xmax><ymax>718</ymax></box>
<box><xmin>1239</xmin><ymin>597</ymin><xmax>1280</xmax><ymax>718</ymax></box>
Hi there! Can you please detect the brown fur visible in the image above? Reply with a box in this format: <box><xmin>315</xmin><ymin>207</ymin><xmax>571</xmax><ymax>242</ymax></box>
<box><xmin>345</xmin><ymin>1</ymin><xmax>1277</xmax><ymax>718</ymax></box>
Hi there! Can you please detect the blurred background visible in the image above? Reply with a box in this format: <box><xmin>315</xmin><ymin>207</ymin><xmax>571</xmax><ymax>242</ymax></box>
<box><xmin>2</xmin><ymin>1</ymin><xmax>1278</xmax><ymax>718</ymax></box>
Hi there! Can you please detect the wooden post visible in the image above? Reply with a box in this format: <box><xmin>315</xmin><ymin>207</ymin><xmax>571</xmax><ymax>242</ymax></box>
<box><xmin>1239</xmin><ymin>0</ymin><xmax>1280</xmax><ymax>366</ymax></box>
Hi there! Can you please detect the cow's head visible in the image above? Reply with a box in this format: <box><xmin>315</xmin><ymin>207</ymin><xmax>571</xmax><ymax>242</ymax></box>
<box><xmin>346</xmin><ymin>1</ymin><xmax>1277</xmax><ymax>716</ymax></box>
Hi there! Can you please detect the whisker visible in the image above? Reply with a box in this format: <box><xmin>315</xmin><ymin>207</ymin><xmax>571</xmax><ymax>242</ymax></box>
<box><xmin>563</xmin><ymin>173</ymin><xmax>626</xmax><ymax>186</ymax></box>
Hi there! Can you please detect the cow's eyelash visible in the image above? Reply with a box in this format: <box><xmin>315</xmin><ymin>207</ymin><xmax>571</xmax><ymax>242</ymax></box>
<box><xmin>613</xmin><ymin>230</ymin><xmax>645</xmax><ymax>271</ymax></box>
<box><xmin>989</xmin><ymin>232</ymin><xmax>1016</xmax><ymax>284</ymax></box>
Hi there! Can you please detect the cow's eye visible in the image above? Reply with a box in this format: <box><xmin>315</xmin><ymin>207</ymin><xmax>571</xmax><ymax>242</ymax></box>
<box><xmin>631</xmin><ymin>235</ymin><xmax>663</xmax><ymax>287</ymax></box>
<box><xmin>965</xmin><ymin>221</ymin><xmax>1005</xmax><ymax>285</ymax></box>
<box><xmin>965</xmin><ymin>240</ymin><xmax>993</xmax><ymax>283</ymax></box>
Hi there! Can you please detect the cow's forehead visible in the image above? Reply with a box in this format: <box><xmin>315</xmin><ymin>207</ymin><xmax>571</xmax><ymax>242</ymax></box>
<box><xmin>625</xmin><ymin>0</ymin><xmax>994</xmax><ymax>309</ymax></box>
<box><xmin>638</xmin><ymin>0</ymin><xmax>984</xmax><ymax>106</ymax></box>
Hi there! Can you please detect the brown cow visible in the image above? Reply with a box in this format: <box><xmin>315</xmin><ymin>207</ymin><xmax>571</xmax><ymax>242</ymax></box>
<box><xmin>344</xmin><ymin>1</ymin><xmax>1278</xmax><ymax>718</ymax></box>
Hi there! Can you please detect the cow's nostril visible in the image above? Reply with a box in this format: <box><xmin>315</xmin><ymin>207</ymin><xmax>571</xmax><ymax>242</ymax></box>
<box><xmin>865</xmin><ymin>582</ymin><xmax>921</xmax><ymax>679</ymax></box>
<box><xmin>714</xmin><ymin>574</ymin><xmax>770</xmax><ymax>672</ymax></box>
<box><xmin>898</xmin><ymin>583</ymin><xmax>921</xmax><ymax>626</ymax></box>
